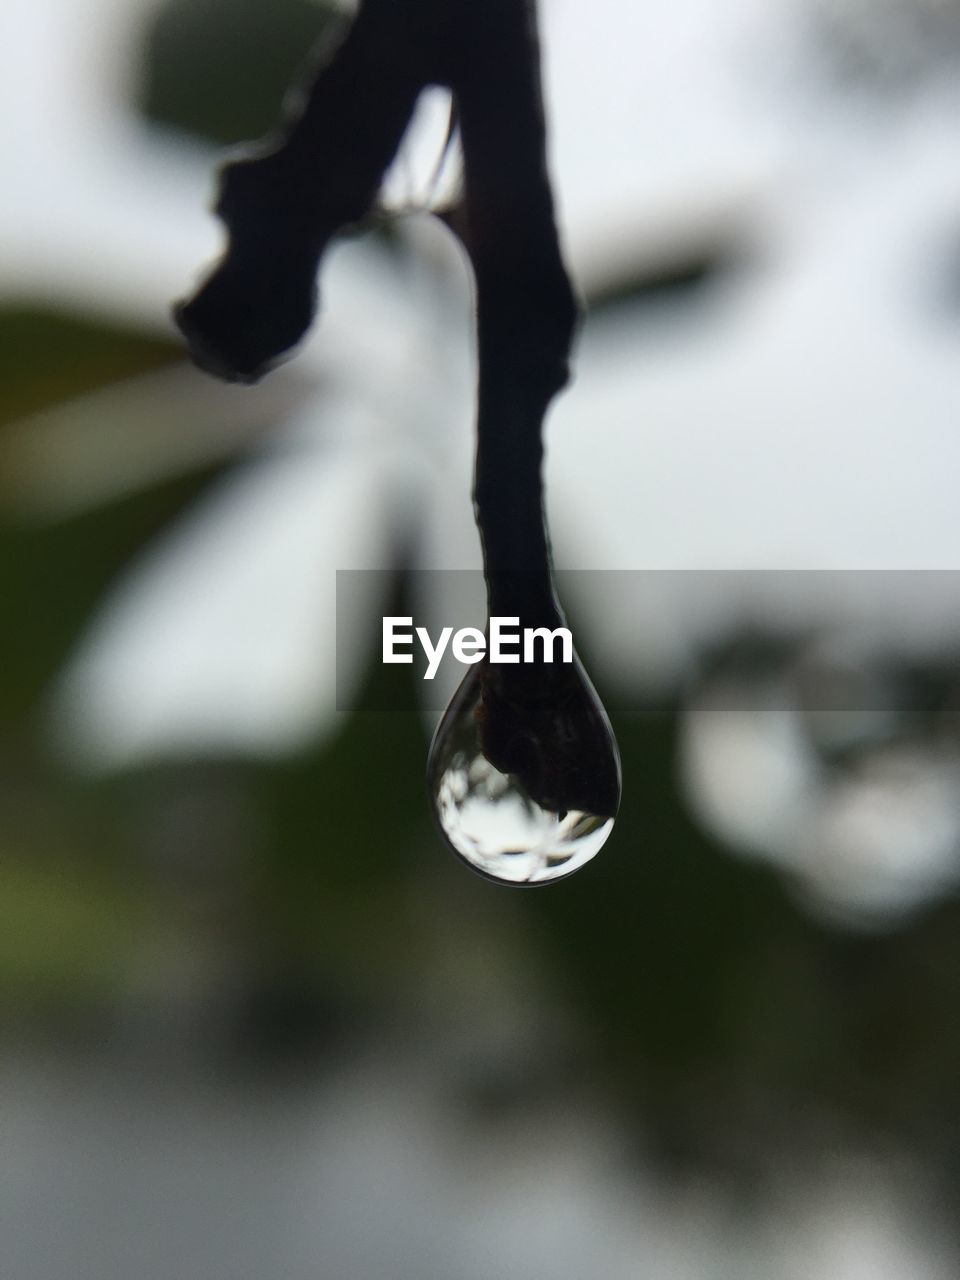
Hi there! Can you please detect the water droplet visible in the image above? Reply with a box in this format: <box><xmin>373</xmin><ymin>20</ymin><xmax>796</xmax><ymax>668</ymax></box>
<box><xmin>427</xmin><ymin>658</ymin><xmax>621</xmax><ymax>885</ymax></box>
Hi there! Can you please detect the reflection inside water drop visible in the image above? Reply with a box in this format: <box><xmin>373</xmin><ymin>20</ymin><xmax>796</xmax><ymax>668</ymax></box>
<box><xmin>428</xmin><ymin>662</ymin><xmax>619</xmax><ymax>885</ymax></box>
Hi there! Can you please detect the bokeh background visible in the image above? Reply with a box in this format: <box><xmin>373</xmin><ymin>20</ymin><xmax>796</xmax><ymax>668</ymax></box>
<box><xmin>3</xmin><ymin>0</ymin><xmax>960</xmax><ymax>1275</ymax></box>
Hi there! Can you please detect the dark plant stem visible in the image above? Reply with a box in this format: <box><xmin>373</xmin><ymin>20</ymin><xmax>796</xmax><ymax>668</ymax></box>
<box><xmin>452</xmin><ymin>0</ymin><xmax>578</xmax><ymax>629</ymax></box>
<box><xmin>175</xmin><ymin>0</ymin><xmax>619</xmax><ymax>819</ymax></box>
<box><xmin>176</xmin><ymin>0</ymin><xmax>577</xmax><ymax>628</ymax></box>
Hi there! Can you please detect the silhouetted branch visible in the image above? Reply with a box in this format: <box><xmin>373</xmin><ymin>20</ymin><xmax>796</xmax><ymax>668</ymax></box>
<box><xmin>176</xmin><ymin>0</ymin><xmax>577</xmax><ymax>605</ymax></box>
<box><xmin>175</xmin><ymin>0</ymin><xmax>617</xmax><ymax>818</ymax></box>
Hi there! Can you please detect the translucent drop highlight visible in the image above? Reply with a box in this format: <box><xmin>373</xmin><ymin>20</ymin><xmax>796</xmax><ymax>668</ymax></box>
<box><xmin>428</xmin><ymin>659</ymin><xmax>621</xmax><ymax>885</ymax></box>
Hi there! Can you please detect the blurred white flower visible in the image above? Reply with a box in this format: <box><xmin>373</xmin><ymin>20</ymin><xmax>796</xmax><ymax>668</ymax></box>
<box><xmin>680</xmin><ymin>662</ymin><xmax>960</xmax><ymax>925</ymax></box>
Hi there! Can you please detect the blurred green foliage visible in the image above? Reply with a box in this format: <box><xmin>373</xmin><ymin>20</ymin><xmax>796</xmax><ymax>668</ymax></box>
<box><xmin>0</xmin><ymin>308</ymin><xmax>210</xmax><ymax>724</ymax></box>
<box><xmin>139</xmin><ymin>0</ymin><xmax>342</xmax><ymax>146</ymax></box>
<box><xmin>0</xmin><ymin>308</ymin><xmax>178</xmax><ymax>430</ymax></box>
<box><xmin>0</xmin><ymin>856</ymin><xmax>140</xmax><ymax>1022</ymax></box>
<box><xmin>0</xmin><ymin>468</ymin><xmax>220</xmax><ymax>724</ymax></box>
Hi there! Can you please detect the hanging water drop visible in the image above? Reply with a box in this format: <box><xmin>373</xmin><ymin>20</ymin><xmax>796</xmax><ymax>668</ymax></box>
<box><xmin>428</xmin><ymin>655</ymin><xmax>621</xmax><ymax>885</ymax></box>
